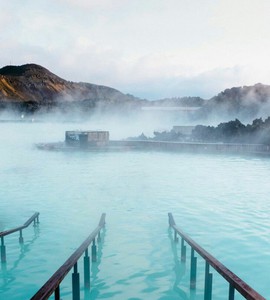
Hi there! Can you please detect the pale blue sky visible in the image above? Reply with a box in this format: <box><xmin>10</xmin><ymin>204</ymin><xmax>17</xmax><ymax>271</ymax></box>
<box><xmin>1</xmin><ymin>0</ymin><xmax>270</xmax><ymax>99</ymax></box>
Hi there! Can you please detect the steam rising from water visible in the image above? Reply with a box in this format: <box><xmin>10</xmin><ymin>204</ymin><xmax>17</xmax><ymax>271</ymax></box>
<box><xmin>0</xmin><ymin>108</ymin><xmax>195</xmax><ymax>140</ymax></box>
<box><xmin>0</xmin><ymin>121</ymin><xmax>270</xmax><ymax>299</ymax></box>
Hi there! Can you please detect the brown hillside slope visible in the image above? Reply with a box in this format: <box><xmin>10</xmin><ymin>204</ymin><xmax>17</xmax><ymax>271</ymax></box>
<box><xmin>0</xmin><ymin>64</ymin><xmax>141</xmax><ymax>106</ymax></box>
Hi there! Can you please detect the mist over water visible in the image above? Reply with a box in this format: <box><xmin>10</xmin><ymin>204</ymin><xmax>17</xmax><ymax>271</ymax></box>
<box><xmin>0</xmin><ymin>119</ymin><xmax>270</xmax><ymax>299</ymax></box>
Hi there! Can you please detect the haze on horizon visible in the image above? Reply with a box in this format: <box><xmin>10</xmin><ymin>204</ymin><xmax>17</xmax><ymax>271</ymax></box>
<box><xmin>1</xmin><ymin>0</ymin><xmax>270</xmax><ymax>100</ymax></box>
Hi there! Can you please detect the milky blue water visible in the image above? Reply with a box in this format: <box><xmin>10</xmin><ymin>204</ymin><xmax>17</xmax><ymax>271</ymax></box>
<box><xmin>0</xmin><ymin>122</ymin><xmax>270</xmax><ymax>300</ymax></box>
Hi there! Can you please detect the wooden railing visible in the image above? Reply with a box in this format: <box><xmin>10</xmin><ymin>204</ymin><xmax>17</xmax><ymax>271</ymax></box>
<box><xmin>0</xmin><ymin>212</ymin><xmax>40</xmax><ymax>263</ymax></box>
<box><xmin>168</xmin><ymin>213</ymin><xmax>266</xmax><ymax>300</ymax></box>
<box><xmin>31</xmin><ymin>213</ymin><xmax>106</xmax><ymax>300</ymax></box>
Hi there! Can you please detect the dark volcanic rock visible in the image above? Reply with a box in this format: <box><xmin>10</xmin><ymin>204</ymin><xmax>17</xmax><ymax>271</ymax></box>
<box><xmin>0</xmin><ymin>63</ymin><xmax>144</xmax><ymax>114</ymax></box>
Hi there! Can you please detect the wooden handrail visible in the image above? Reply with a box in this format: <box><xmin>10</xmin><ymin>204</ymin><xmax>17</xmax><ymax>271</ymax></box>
<box><xmin>31</xmin><ymin>213</ymin><xmax>106</xmax><ymax>300</ymax></box>
<box><xmin>0</xmin><ymin>212</ymin><xmax>39</xmax><ymax>238</ymax></box>
<box><xmin>168</xmin><ymin>213</ymin><xmax>266</xmax><ymax>300</ymax></box>
<box><xmin>1</xmin><ymin>212</ymin><xmax>40</xmax><ymax>263</ymax></box>
<box><xmin>98</xmin><ymin>213</ymin><xmax>106</xmax><ymax>227</ymax></box>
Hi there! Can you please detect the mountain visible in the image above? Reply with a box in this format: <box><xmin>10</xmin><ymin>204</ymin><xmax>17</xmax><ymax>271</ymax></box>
<box><xmin>1</xmin><ymin>64</ymin><xmax>270</xmax><ymax>122</ymax></box>
<box><xmin>197</xmin><ymin>83</ymin><xmax>270</xmax><ymax>121</ymax></box>
<box><xmin>0</xmin><ymin>64</ymin><xmax>146</xmax><ymax>114</ymax></box>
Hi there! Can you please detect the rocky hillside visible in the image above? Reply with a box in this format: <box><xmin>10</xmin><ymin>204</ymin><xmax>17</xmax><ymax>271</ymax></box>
<box><xmin>198</xmin><ymin>83</ymin><xmax>270</xmax><ymax>121</ymax></box>
<box><xmin>0</xmin><ymin>64</ymin><xmax>145</xmax><ymax>114</ymax></box>
<box><xmin>1</xmin><ymin>64</ymin><xmax>270</xmax><ymax>122</ymax></box>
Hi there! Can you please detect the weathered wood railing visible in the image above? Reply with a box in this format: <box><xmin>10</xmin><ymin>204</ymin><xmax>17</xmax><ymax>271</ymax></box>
<box><xmin>0</xmin><ymin>212</ymin><xmax>40</xmax><ymax>263</ymax></box>
<box><xmin>30</xmin><ymin>213</ymin><xmax>106</xmax><ymax>300</ymax></box>
<box><xmin>168</xmin><ymin>213</ymin><xmax>266</xmax><ymax>300</ymax></box>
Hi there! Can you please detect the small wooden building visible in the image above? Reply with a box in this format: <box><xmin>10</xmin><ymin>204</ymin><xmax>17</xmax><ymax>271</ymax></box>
<box><xmin>65</xmin><ymin>131</ymin><xmax>109</xmax><ymax>147</ymax></box>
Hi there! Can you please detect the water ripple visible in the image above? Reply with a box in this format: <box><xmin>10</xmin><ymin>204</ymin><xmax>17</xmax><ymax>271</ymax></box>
<box><xmin>0</xmin><ymin>123</ymin><xmax>270</xmax><ymax>299</ymax></box>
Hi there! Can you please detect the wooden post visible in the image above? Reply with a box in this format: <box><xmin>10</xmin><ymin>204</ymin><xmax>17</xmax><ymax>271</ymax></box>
<box><xmin>204</xmin><ymin>262</ymin><xmax>213</xmax><ymax>300</ymax></box>
<box><xmin>190</xmin><ymin>248</ymin><xmax>197</xmax><ymax>289</ymax></box>
<box><xmin>54</xmin><ymin>286</ymin><xmax>60</xmax><ymax>300</ymax></box>
<box><xmin>19</xmin><ymin>229</ymin><xmax>24</xmax><ymax>244</ymax></box>
<box><xmin>181</xmin><ymin>237</ymin><xmax>186</xmax><ymax>262</ymax></box>
<box><xmin>72</xmin><ymin>262</ymin><xmax>80</xmax><ymax>300</ymax></box>
<box><xmin>84</xmin><ymin>248</ymin><xmax>90</xmax><ymax>289</ymax></box>
<box><xmin>1</xmin><ymin>237</ymin><xmax>6</xmax><ymax>263</ymax></box>
<box><xmin>97</xmin><ymin>231</ymin><xmax>101</xmax><ymax>243</ymax></box>
<box><xmin>91</xmin><ymin>238</ymin><xmax>97</xmax><ymax>262</ymax></box>
<box><xmin>174</xmin><ymin>229</ymin><xmax>178</xmax><ymax>243</ymax></box>
<box><xmin>229</xmin><ymin>283</ymin><xmax>235</xmax><ymax>300</ymax></box>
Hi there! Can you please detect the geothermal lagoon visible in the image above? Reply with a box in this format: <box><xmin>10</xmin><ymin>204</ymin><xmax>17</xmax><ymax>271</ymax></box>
<box><xmin>0</xmin><ymin>122</ymin><xmax>270</xmax><ymax>299</ymax></box>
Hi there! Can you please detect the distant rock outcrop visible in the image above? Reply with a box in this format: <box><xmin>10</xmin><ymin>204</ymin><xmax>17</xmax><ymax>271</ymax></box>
<box><xmin>1</xmin><ymin>64</ymin><xmax>270</xmax><ymax>122</ymax></box>
<box><xmin>0</xmin><ymin>64</ymin><xmax>145</xmax><ymax>114</ymax></box>
<box><xmin>198</xmin><ymin>83</ymin><xmax>270</xmax><ymax>121</ymax></box>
